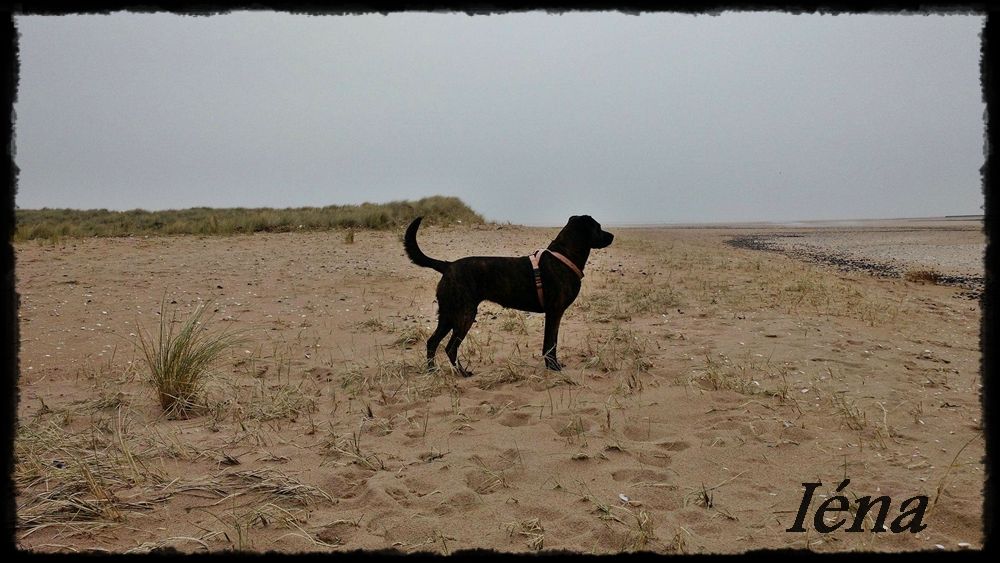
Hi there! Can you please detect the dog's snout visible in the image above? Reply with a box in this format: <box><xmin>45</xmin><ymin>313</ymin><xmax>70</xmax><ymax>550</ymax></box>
<box><xmin>595</xmin><ymin>231</ymin><xmax>614</xmax><ymax>248</ymax></box>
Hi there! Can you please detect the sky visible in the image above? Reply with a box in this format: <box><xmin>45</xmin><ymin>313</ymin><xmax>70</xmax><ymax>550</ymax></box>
<box><xmin>13</xmin><ymin>11</ymin><xmax>985</xmax><ymax>226</ymax></box>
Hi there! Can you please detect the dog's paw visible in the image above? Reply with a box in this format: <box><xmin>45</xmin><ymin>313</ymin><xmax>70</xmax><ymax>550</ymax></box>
<box><xmin>544</xmin><ymin>358</ymin><xmax>564</xmax><ymax>371</ymax></box>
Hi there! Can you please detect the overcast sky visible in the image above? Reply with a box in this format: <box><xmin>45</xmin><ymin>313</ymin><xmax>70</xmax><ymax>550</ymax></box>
<box><xmin>14</xmin><ymin>11</ymin><xmax>985</xmax><ymax>225</ymax></box>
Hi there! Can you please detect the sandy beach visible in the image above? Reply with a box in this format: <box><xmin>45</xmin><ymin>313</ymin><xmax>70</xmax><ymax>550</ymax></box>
<box><xmin>14</xmin><ymin>218</ymin><xmax>984</xmax><ymax>554</ymax></box>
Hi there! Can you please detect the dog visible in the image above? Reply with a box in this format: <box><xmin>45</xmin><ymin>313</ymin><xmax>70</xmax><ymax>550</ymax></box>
<box><xmin>403</xmin><ymin>215</ymin><xmax>614</xmax><ymax>376</ymax></box>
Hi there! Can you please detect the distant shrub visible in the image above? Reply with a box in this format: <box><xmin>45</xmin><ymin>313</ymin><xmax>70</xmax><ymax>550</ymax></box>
<box><xmin>14</xmin><ymin>196</ymin><xmax>484</xmax><ymax>241</ymax></box>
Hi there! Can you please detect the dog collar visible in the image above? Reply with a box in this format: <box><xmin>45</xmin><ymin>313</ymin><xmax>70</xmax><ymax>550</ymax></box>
<box><xmin>528</xmin><ymin>249</ymin><xmax>584</xmax><ymax>307</ymax></box>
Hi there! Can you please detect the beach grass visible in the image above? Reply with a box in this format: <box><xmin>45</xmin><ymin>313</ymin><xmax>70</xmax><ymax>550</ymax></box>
<box><xmin>15</xmin><ymin>196</ymin><xmax>483</xmax><ymax>241</ymax></box>
<box><xmin>137</xmin><ymin>299</ymin><xmax>245</xmax><ymax>418</ymax></box>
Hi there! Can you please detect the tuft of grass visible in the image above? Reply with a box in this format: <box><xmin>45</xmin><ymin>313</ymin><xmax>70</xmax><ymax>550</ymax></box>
<box><xmin>930</xmin><ymin>433</ymin><xmax>982</xmax><ymax>516</ymax></box>
<box><xmin>393</xmin><ymin>325</ymin><xmax>429</xmax><ymax>349</ymax></box>
<box><xmin>583</xmin><ymin>325</ymin><xmax>653</xmax><ymax>374</ymax></box>
<box><xmin>622</xmin><ymin>285</ymin><xmax>682</xmax><ymax>315</ymax></box>
<box><xmin>206</xmin><ymin>503</ymin><xmax>337</xmax><ymax>550</ymax></box>
<box><xmin>477</xmin><ymin>358</ymin><xmax>532</xmax><ymax>390</ymax></box>
<box><xmin>137</xmin><ymin>299</ymin><xmax>244</xmax><ymax>418</ymax></box>
<box><xmin>577</xmin><ymin>277</ymin><xmax>682</xmax><ymax>322</ymax></box>
<box><xmin>499</xmin><ymin>311</ymin><xmax>529</xmax><ymax>334</ymax></box>
<box><xmin>504</xmin><ymin>518</ymin><xmax>544</xmax><ymax>550</ymax></box>
<box><xmin>576</xmin><ymin>292</ymin><xmax>631</xmax><ymax>323</ymax></box>
<box><xmin>830</xmin><ymin>393</ymin><xmax>888</xmax><ymax>449</ymax></box>
<box><xmin>322</xmin><ymin>430</ymin><xmax>386</xmax><ymax>471</ymax></box>
<box><xmin>245</xmin><ymin>379</ymin><xmax>319</xmax><ymax>423</ymax></box>
<box><xmin>621</xmin><ymin>509</ymin><xmax>657</xmax><ymax>551</ymax></box>
<box><xmin>687</xmin><ymin>351</ymin><xmax>799</xmax><ymax>405</ymax></box>
<box><xmin>356</xmin><ymin>317</ymin><xmax>391</xmax><ymax>333</ymax></box>
<box><xmin>831</xmin><ymin>393</ymin><xmax>868</xmax><ymax>432</ymax></box>
<box><xmin>220</xmin><ymin>468</ymin><xmax>334</xmax><ymax>506</ymax></box>
<box><xmin>573</xmin><ymin>482</ymin><xmax>659</xmax><ymax>551</ymax></box>
<box><xmin>904</xmin><ymin>268</ymin><xmax>942</xmax><ymax>284</ymax></box>
<box><xmin>467</xmin><ymin>454</ymin><xmax>511</xmax><ymax>494</ymax></box>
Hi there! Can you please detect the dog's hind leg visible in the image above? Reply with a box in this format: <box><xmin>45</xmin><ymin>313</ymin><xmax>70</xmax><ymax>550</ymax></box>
<box><xmin>426</xmin><ymin>319</ymin><xmax>451</xmax><ymax>371</ymax></box>
<box><xmin>542</xmin><ymin>309</ymin><xmax>565</xmax><ymax>371</ymax></box>
<box><xmin>444</xmin><ymin>314</ymin><xmax>475</xmax><ymax>377</ymax></box>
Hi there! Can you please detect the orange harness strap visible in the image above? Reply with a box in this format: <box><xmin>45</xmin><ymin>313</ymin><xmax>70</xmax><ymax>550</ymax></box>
<box><xmin>528</xmin><ymin>249</ymin><xmax>583</xmax><ymax>308</ymax></box>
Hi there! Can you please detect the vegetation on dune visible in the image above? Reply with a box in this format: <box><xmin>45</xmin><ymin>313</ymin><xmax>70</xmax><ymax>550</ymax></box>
<box><xmin>14</xmin><ymin>196</ymin><xmax>484</xmax><ymax>241</ymax></box>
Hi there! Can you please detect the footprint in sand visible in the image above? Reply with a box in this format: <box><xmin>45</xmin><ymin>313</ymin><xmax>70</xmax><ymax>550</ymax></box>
<box><xmin>547</xmin><ymin>416</ymin><xmax>594</xmax><ymax>437</ymax></box>
<box><xmin>611</xmin><ymin>468</ymin><xmax>674</xmax><ymax>483</ymax></box>
<box><xmin>498</xmin><ymin>411</ymin><xmax>533</xmax><ymax>427</ymax></box>
<box><xmin>384</xmin><ymin>486</ymin><xmax>412</xmax><ymax>507</ymax></box>
<box><xmin>433</xmin><ymin>490</ymin><xmax>480</xmax><ymax>516</ymax></box>
<box><xmin>325</xmin><ymin>471</ymin><xmax>371</xmax><ymax>500</ymax></box>
<box><xmin>622</xmin><ymin>422</ymin><xmax>679</xmax><ymax>442</ymax></box>
<box><xmin>317</xmin><ymin>520</ymin><xmax>360</xmax><ymax>546</ymax></box>
<box><xmin>627</xmin><ymin>449</ymin><xmax>675</xmax><ymax>468</ymax></box>
<box><xmin>655</xmin><ymin>440</ymin><xmax>691</xmax><ymax>452</ymax></box>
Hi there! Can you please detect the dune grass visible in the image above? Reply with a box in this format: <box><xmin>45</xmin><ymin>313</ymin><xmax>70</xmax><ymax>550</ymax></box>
<box><xmin>15</xmin><ymin>196</ymin><xmax>484</xmax><ymax>241</ymax></box>
<box><xmin>137</xmin><ymin>300</ymin><xmax>245</xmax><ymax>418</ymax></box>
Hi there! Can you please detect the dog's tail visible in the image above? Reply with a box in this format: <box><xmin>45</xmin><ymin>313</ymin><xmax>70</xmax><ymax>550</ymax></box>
<box><xmin>404</xmin><ymin>217</ymin><xmax>449</xmax><ymax>273</ymax></box>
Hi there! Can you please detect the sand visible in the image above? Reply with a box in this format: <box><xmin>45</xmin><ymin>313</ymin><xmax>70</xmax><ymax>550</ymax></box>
<box><xmin>14</xmin><ymin>220</ymin><xmax>984</xmax><ymax>554</ymax></box>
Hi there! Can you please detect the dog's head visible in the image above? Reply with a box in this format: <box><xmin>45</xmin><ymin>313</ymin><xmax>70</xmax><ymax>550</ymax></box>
<box><xmin>567</xmin><ymin>215</ymin><xmax>614</xmax><ymax>249</ymax></box>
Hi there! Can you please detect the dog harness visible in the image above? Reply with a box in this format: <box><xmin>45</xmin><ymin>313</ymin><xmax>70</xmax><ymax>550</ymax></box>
<box><xmin>528</xmin><ymin>249</ymin><xmax>584</xmax><ymax>308</ymax></box>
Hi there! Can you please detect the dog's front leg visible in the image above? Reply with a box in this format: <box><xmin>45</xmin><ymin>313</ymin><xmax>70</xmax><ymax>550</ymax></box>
<box><xmin>542</xmin><ymin>310</ymin><xmax>565</xmax><ymax>371</ymax></box>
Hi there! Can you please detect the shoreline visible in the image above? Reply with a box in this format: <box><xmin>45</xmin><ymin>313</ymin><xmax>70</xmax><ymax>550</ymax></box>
<box><xmin>725</xmin><ymin>233</ymin><xmax>983</xmax><ymax>299</ymax></box>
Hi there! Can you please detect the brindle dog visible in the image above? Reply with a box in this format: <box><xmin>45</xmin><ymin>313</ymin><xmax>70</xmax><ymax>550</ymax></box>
<box><xmin>403</xmin><ymin>215</ymin><xmax>614</xmax><ymax>376</ymax></box>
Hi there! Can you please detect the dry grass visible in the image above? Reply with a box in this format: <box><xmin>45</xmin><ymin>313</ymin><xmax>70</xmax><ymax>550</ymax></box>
<box><xmin>15</xmin><ymin>409</ymin><xmax>165</xmax><ymax>539</ymax></box>
<box><xmin>688</xmin><ymin>350</ymin><xmax>797</xmax><ymax>405</ymax></box>
<box><xmin>904</xmin><ymin>268</ymin><xmax>943</xmax><ymax>284</ymax></box>
<box><xmin>322</xmin><ymin>430</ymin><xmax>386</xmax><ymax>471</ymax></box>
<box><xmin>335</xmin><ymin>353</ymin><xmax>457</xmax><ymax>406</ymax></box>
<box><xmin>467</xmin><ymin>454</ymin><xmax>512</xmax><ymax>494</ymax></box>
<box><xmin>219</xmin><ymin>468</ymin><xmax>334</xmax><ymax>505</ymax></box>
<box><xmin>393</xmin><ymin>325</ymin><xmax>429</xmax><ymax>349</ymax></box>
<box><xmin>573</xmin><ymin>482</ymin><xmax>659</xmax><ymax>551</ymax></box>
<box><xmin>576</xmin><ymin>292</ymin><xmax>631</xmax><ymax>323</ymax></box>
<box><xmin>499</xmin><ymin>311</ymin><xmax>530</xmax><ymax>334</ymax></box>
<box><xmin>137</xmin><ymin>299</ymin><xmax>244</xmax><ymax>418</ymax></box>
<box><xmin>356</xmin><ymin>317</ymin><xmax>390</xmax><ymax>332</ymax></box>
<box><xmin>830</xmin><ymin>393</ymin><xmax>889</xmax><ymax>449</ymax></box>
<box><xmin>476</xmin><ymin>358</ymin><xmax>533</xmax><ymax>390</ymax></box>
<box><xmin>504</xmin><ymin>518</ymin><xmax>544</xmax><ymax>550</ymax></box>
<box><xmin>582</xmin><ymin>325</ymin><xmax>653</xmax><ymax>374</ymax></box>
<box><xmin>15</xmin><ymin>394</ymin><xmax>336</xmax><ymax>544</ymax></box>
